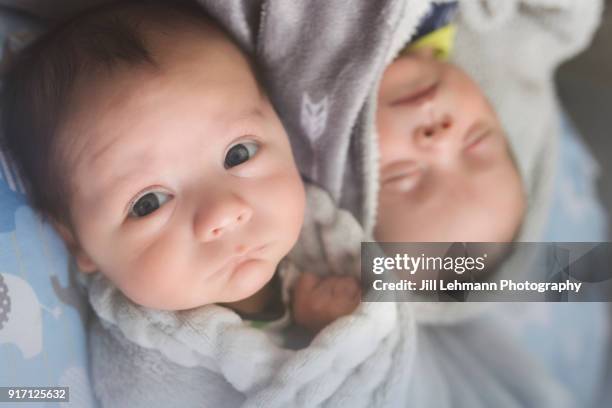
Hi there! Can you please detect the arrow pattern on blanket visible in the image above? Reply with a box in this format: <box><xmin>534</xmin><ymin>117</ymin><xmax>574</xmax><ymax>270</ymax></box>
<box><xmin>300</xmin><ymin>93</ymin><xmax>329</xmax><ymax>145</ymax></box>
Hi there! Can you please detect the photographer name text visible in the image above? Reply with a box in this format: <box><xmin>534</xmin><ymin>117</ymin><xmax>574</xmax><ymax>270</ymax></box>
<box><xmin>372</xmin><ymin>279</ymin><xmax>582</xmax><ymax>293</ymax></box>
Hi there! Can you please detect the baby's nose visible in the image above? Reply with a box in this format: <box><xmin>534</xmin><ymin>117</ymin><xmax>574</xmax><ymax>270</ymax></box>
<box><xmin>414</xmin><ymin>115</ymin><xmax>453</xmax><ymax>147</ymax></box>
<box><xmin>195</xmin><ymin>195</ymin><xmax>253</xmax><ymax>242</ymax></box>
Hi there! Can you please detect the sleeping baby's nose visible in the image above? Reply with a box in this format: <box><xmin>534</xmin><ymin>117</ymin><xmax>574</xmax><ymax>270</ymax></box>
<box><xmin>413</xmin><ymin>114</ymin><xmax>454</xmax><ymax>148</ymax></box>
<box><xmin>194</xmin><ymin>193</ymin><xmax>253</xmax><ymax>242</ymax></box>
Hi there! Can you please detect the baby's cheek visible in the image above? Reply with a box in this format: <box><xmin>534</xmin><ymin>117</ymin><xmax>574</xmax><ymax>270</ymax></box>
<box><xmin>114</xmin><ymin>265</ymin><xmax>169</xmax><ymax>308</ymax></box>
<box><xmin>280</xmin><ymin>183</ymin><xmax>305</xmax><ymax>246</ymax></box>
<box><xmin>375</xmin><ymin>201</ymin><xmax>411</xmax><ymax>242</ymax></box>
<box><xmin>111</xmin><ymin>249</ymin><xmax>189</xmax><ymax>309</ymax></box>
<box><xmin>263</xmin><ymin>169</ymin><xmax>305</xmax><ymax>234</ymax></box>
<box><xmin>376</xmin><ymin>116</ymin><xmax>408</xmax><ymax>165</ymax></box>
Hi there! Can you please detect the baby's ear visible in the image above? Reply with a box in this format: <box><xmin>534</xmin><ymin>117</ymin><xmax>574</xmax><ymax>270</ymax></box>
<box><xmin>52</xmin><ymin>222</ymin><xmax>97</xmax><ymax>273</ymax></box>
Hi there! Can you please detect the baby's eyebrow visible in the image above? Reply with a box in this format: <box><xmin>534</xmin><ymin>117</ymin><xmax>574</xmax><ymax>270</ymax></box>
<box><xmin>89</xmin><ymin>132</ymin><xmax>125</xmax><ymax>168</ymax></box>
<box><xmin>236</xmin><ymin>106</ymin><xmax>266</xmax><ymax>123</ymax></box>
<box><xmin>94</xmin><ymin>153</ymin><xmax>157</xmax><ymax>201</ymax></box>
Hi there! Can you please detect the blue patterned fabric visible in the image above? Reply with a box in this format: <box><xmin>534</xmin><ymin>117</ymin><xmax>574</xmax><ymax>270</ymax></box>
<box><xmin>501</xmin><ymin>114</ymin><xmax>610</xmax><ymax>406</ymax></box>
<box><xmin>0</xmin><ymin>9</ymin><xmax>98</xmax><ymax>408</ymax></box>
<box><xmin>544</xmin><ymin>114</ymin><xmax>609</xmax><ymax>242</ymax></box>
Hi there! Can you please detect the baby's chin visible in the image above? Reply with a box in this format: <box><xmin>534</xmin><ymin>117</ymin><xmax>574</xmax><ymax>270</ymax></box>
<box><xmin>125</xmin><ymin>259</ymin><xmax>279</xmax><ymax>311</ymax></box>
<box><xmin>219</xmin><ymin>259</ymin><xmax>278</xmax><ymax>303</ymax></box>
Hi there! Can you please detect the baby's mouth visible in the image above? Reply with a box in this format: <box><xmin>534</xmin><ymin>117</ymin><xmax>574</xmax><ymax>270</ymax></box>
<box><xmin>216</xmin><ymin>244</ymin><xmax>268</xmax><ymax>275</ymax></box>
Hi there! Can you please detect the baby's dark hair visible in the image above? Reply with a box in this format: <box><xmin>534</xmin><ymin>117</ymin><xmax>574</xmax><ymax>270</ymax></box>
<box><xmin>1</xmin><ymin>0</ymin><xmax>254</xmax><ymax>227</ymax></box>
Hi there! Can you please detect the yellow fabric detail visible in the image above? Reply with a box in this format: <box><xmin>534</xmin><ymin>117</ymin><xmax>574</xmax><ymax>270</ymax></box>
<box><xmin>405</xmin><ymin>24</ymin><xmax>457</xmax><ymax>61</ymax></box>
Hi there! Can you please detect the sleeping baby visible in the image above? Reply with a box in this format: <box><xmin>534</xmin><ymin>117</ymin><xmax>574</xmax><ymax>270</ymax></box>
<box><xmin>374</xmin><ymin>7</ymin><xmax>608</xmax><ymax>406</ymax></box>
<box><xmin>375</xmin><ymin>4</ymin><xmax>526</xmax><ymax>245</ymax></box>
<box><xmin>1</xmin><ymin>0</ymin><xmax>360</xmax><ymax>343</ymax></box>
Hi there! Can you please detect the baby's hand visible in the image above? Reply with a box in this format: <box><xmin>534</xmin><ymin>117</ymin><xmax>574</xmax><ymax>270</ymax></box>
<box><xmin>292</xmin><ymin>273</ymin><xmax>361</xmax><ymax>333</ymax></box>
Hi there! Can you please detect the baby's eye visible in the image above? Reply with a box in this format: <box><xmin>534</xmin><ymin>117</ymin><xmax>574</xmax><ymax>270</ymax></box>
<box><xmin>129</xmin><ymin>191</ymin><xmax>172</xmax><ymax>218</ymax></box>
<box><xmin>224</xmin><ymin>141</ymin><xmax>259</xmax><ymax>169</ymax></box>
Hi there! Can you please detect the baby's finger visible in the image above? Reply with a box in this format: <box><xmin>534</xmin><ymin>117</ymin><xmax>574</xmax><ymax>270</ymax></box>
<box><xmin>328</xmin><ymin>276</ymin><xmax>356</xmax><ymax>298</ymax></box>
<box><xmin>342</xmin><ymin>282</ymin><xmax>360</xmax><ymax>300</ymax></box>
<box><xmin>328</xmin><ymin>295</ymin><xmax>359</xmax><ymax>317</ymax></box>
<box><xmin>315</xmin><ymin>277</ymin><xmax>338</xmax><ymax>298</ymax></box>
<box><xmin>295</xmin><ymin>272</ymin><xmax>321</xmax><ymax>295</ymax></box>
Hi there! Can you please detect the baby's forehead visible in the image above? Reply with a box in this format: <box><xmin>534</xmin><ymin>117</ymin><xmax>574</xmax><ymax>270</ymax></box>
<box><xmin>61</xmin><ymin>76</ymin><xmax>268</xmax><ymax>170</ymax></box>
<box><xmin>58</xmin><ymin>36</ymin><xmax>264</xmax><ymax>154</ymax></box>
<box><xmin>45</xmin><ymin>3</ymin><xmax>271</xmax><ymax>191</ymax></box>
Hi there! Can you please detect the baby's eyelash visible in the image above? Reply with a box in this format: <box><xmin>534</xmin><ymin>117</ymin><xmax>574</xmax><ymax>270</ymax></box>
<box><xmin>125</xmin><ymin>186</ymin><xmax>171</xmax><ymax>216</ymax></box>
<box><xmin>128</xmin><ymin>190</ymin><xmax>174</xmax><ymax>219</ymax></box>
<box><xmin>224</xmin><ymin>140</ymin><xmax>260</xmax><ymax>169</ymax></box>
